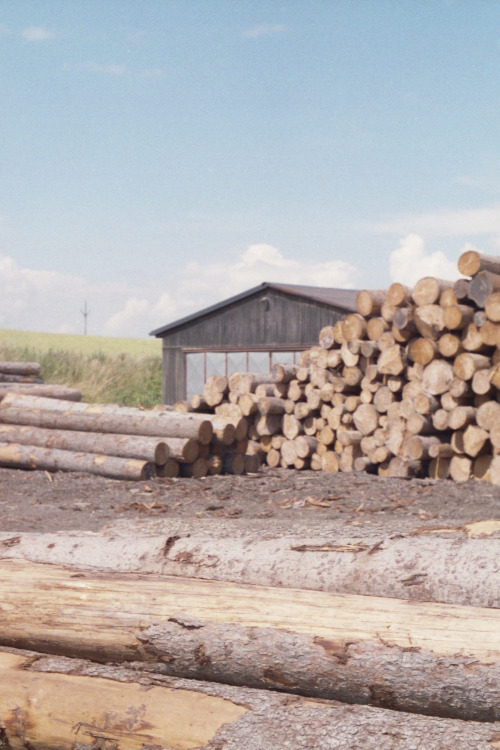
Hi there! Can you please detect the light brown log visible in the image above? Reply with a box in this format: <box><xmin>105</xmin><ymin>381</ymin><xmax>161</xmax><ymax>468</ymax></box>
<box><xmin>203</xmin><ymin>375</ymin><xmax>229</xmax><ymax>407</ymax></box>
<box><xmin>0</xmin><ymin>361</ymin><xmax>41</xmax><ymax>376</ymax></box>
<box><xmin>462</xmin><ymin>424</ymin><xmax>489</xmax><ymax>458</ymax></box>
<box><xmin>454</xmin><ymin>352</ymin><xmax>491</xmax><ymax>381</ymax></box>
<box><xmin>238</xmin><ymin>392</ymin><xmax>258</xmax><ymax>416</ymax></box>
<box><xmin>407</xmin><ymin>337</ymin><xmax>437</xmax><ymax>366</ymax></box>
<box><xmin>155</xmin><ymin>458</ymin><xmax>180</xmax><ymax>477</ymax></box>
<box><xmin>178</xmin><ymin>457</ymin><xmax>209</xmax><ymax>477</ymax></box>
<box><xmin>428</xmin><ymin>442</ymin><xmax>455</xmax><ymax>459</ymax></box>
<box><xmin>281</xmin><ymin>414</ymin><xmax>303</xmax><ymax>440</ymax></box>
<box><xmin>447</xmin><ymin>405</ymin><xmax>477</xmax><ymax>431</ymax></box>
<box><xmin>473</xmin><ymin>454</ymin><xmax>493</xmax><ymax>481</ymax></box>
<box><xmin>366</xmin><ymin>317</ymin><xmax>389</xmax><ymax>341</ymax></box>
<box><xmin>280</xmin><ymin>439</ymin><xmax>297</xmax><ymax>466</ymax></box>
<box><xmin>265</xmin><ymin>447</ymin><xmax>281</xmax><ymax>467</ymax></box>
<box><xmin>437</xmin><ymin>332</ymin><xmax>463</xmax><ymax>358</ymax></box>
<box><xmin>386</xmin><ymin>282</ymin><xmax>411</xmax><ymax>306</ymax></box>
<box><xmin>422</xmin><ymin>359</ymin><xmax>455</xmax><ymax>395</ymax></box>
<box><xmin>412</xmin><ymin>277</ymin><xmax>453</xmax><ymax>306</ymax></box>
<box><xmin>442</xmin><ymin>304</ymin><xmax>475</xmax><ymax>331</ymax></box>
<box><xmin>372</xmin><ymin>386</ymin><xmax>394</xmax><ymax>413</ymax></box>
<box><xmin>468</xmin><ymin>270</ymin><xmax>500</xmax><ymax>307</ymax></box>
<box><xmin>471</xmin><ymin>367</ymin><xmax>494</xmax><ymax>395</ymax></box>
<box><xmin>332</xmin><ymin>319</ymin><xmax>346</xmax><ymax>345</ymax></box>
<box><xmin>457</xmin><ymin>249</ymin><xmax>500</xmax><ymax>277</ymax></box>
<box><xmin>451</xmin><ymin>430</ymin><xmax>465</xmax><ymax>454</ymax></box>
<box><xmin>271</xmin><ymin>363</ymin><xmax>299</xmax><ymax>383</ymax></box>
<box><xmin>287</xmin><ymin>380</ymin><xmax>306</xmax><ymax>402</ymax></box>
<box><xmin>485</xmin><ymin>291</ymin><xmax>500</xmax><ymax>322</ymax></box>
<box><xmin>461</xmin><ymin>322</ymin><xmax>490</xmax><ymax>352</ymax></box>
<box><xmin>254</xmin><ymin>414</ymin><xmax>282</xmax><ymax>437</ymax></box>
<box><xmin>406</xmin><ymin>412</ymin><xmax>433</xmax><ymax>435</ymax></box>
<box><xmin>320</xmin><ymin>450</ymin><xmax>339</xmax><ymax>472</ymax></box>
<box><xmin>0</xmin><ymin>442</ymin><xmax>155</xmax><ymax>480</ymax></box>
<box><xmin>440</xmin><ymin>391</ymin><xmax>469</xmax><ymax>411</ymax></box>
<box><xmin>253</xmin><ymin>383</ymin><xmax>276</xmax><ymax>398</ymax></box>
<box><xmin>413</xmin><ymin>304</ymin><xmax>445</xmax><ymax>339</ymax></box>
<box><xmin>355</xmin><ymin>289</ymin><xmax>386</xmax><ymax>317</ymax></box>
<box><xmin>377</xmin><ymin>330</ymin><xmax>396</xmax><ymax>351</ymax></box>
<box><xmin>294</xmin><ymin>435</ymin><xmax>318</xmax><ymax>458</ymax></box>
<box><xmin>428</xmin><ymin>456</ymin><xmax>451</xmax><ymax>479</ymax></box>
<box><xmin>257</xmin><ymin>396</ymin><xmax>287</xmax><ymax>415</ymax></box>
<box><xmin>326</xmin><ymin>349</ymin><xmax>342</xmax><ymax>369</ymax></box>
<box><xmin>449</xmin><ymin>454</ymin><xmax>472</xmax><ymax>483</ymax></box>
<box><xmin>306</xmin><ymin>388</ymin><xmax>322</xmax><ymax>410</ymax></box>
<box><xmin>0</xmin><ymin>404</ymin><xmax>214</xmax><ymax>445</ymax></box>
<box><xmin>403</xmin><ymin>435</ymin><xmax>441</xmax><ymax>461</ymax></box>
<box><xmin>340</xmin><ymin>342</ymin><xmax>359</xmax><ymax>367</ymax></box>
<box><xmin>382</xmin><ymin>456</ymin><xmax>423</xmax><ymax>478</ymax></box>
<box><xmin>431</xmin><ymin>409</ymin><xmax>450</xmax><ymax>431</ymax></box>
<box><xmin>439</xmin><ymin>287</ymin><xmax>458</xmax><ymax>307</ymax></box>
<box><xmin>448</xmin><ymin>377</ymin><xmax>471</xmax><ymax>398</ymax></box>
<box><xmin>479</xmin><ymin>319</ymin><xmax>500</xmax><ymax>347</ymax></box>
<box><xmin>342</xmin><ymin>313</ymin><xmax>367</xmax><ymax>342</ymax></box>
<box><xmin>0</xmin><ymin>423</ymin><xmax>172</xmax><ymax>465</ymax></box>
<box><xmin>352</xmin><ymin>403</ymin><xmax>379</xmax><ymax>436</ymax></box>
<box><xmin>189</xmin><ymin>393</ymin><xmax>210</xmax><ymax>411</ymax></box>
<box><xmin>377</xmin><ymin>344</ymin><xmax>406</xmax><ymax>375</ymax></box>
<box><xmin>293</xmin><ymin>401</ymin><xmax>311</xmax><ymax>419</ymax></box>
<box><xmin>228</xmin><ymin>372</ymin><xmax>273</xmax><ymax>393</ymax></box>
<box><xmin>317</xmin><ymin>425</ymin><xmax>335</xmax><ymax>446</ymax></box>
<box><xmin>380</xmin><ymin>300</ymin><xmax>397</xmax><ymax>323</ymax></box>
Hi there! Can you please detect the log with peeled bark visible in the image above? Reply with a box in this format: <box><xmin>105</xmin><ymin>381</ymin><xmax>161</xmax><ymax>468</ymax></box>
<box><xmin>271</xmin><ymin>362</ymin><xmax>299</xmax><ymax>383</ymax></box>
<box><xmin>413</xmin><ymin>304</ymin><xmax>445</xmax><ymax>339</ymax></box>
<box><xmin>0</xmin><ymin>384</ymin><xmax>82</xmax><ymax>401</ymax></box>
<box><xmin>355</xmin><ymin>289</ymin><xmax>386</xmax><ymax>317</ymax></box>
<box><xmin>7</xmin><ymin>556</ymin><xmax>500</xmax><ymax>721</ymax></box>
<box><xmin>0</xmin><ymin>361</ymin><xmax>41</xmax><ymax>376</ymax></box>
<box><xmin>0</xmin><ymin>442</ymin><xmax>155</xmax><ymax>480</ymax></box>
<box><xmin>458</xmin><ymin>248</ymin><xmax>500</xmax><ymax>277</ymax></box>
<box><xmin>0</xmin><ymin>405</ymin><xmax>214</xmax><ymax>444</ymax></box>
<box><xmin>0</xmin><ymin>423</ymin><xmax>171</xmax><ymax>465</ymax></box>
<box><xmin>386</xmin><ymin>281</ymin><xmax>411</xmax><ymax>306</ymax></box>
<box><xmin>411</xmin><ymin>277</ymin><xmax>453</xmax><ymax>306</ymax></box>
<box><xmin>485</xmin><ymin>291</ymin><xmax>500</xmax><ymax>322</ymax></box>
<box><xmin>202</xmin><ymin>374</ymin><xmax>228</xmax><ymax>407</ymax></box>
<box><xmin>4</xmin><ymin>651</ymin><xmax>500</xmax><ymax>750</ymax></box>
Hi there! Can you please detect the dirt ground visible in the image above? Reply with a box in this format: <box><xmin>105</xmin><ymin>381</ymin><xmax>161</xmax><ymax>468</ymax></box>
<box><xmin>1</xmin><ymin>465</ymin><xmax>500</xmax><ymax>537</ymax></box>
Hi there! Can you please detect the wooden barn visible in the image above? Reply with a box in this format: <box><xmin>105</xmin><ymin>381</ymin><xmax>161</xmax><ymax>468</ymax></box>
<box><xmin>150</xmin><ymin>282</ymin><xmax>358</xmax><ymax>404</ymax></box>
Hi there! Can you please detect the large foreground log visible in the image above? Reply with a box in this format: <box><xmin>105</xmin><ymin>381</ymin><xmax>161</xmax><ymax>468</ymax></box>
<box><xmin>2</xmin><ymin>649</ymin><xmax>500</xmax><ymax>750</ymax></box>
<box><xmin>2</xmin><ymin>559</ymin><xmax>500</xmax><ymax>719</ymax></box>
<box><xmin>3</xmin><ymin>524</ymin><xmax>500</xmax><ymax>608</ymax></box>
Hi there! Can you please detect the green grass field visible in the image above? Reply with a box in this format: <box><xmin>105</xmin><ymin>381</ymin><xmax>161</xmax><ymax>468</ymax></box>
<box><xmin>0</xmin><ymin>329</ymin><xmax>163</xmax><ymax>407</ymax></box>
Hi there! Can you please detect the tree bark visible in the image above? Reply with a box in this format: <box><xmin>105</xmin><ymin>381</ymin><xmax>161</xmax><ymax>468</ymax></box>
<box><xmin>0</xmin><ymin>361</ymin><xmax>40</xmax><ymax>376</ymax></box>
<box><xmin>3</xmin><ymin>560</ymin><xmax>500</xmax><ymax>721</ymax></box>
<box><xmin>3</xmin><ymin>650</ymin><xmax>500</xmax><ymax>750</ymax></box>
<box><xmin>0</xmin><ymin>384</ymin><xmax>81</xmax><ymax>401</ymax></box>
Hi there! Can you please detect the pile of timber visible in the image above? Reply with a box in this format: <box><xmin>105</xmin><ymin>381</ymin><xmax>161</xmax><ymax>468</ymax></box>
<box><xmin>0</xmin><ymin>391</ymin><xmax>259</xmax><ymax>481</ymax></box>
<box><xmin>1</xmin><ymin>542</ymin><xmax>500</xmax><ymax>747</ymax></box>
<box><xmin>0</xmin><ymin>360</ymin><xmax>82</xmax><ymax>401</ymax></box>
<box><xmin>183</xmin><ymin>250</ymin><xmax>500</xmax><ymax>484</ymax></box>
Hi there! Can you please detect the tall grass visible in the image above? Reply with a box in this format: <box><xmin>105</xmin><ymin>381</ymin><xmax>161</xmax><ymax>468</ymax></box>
<box><xmin>0</xmin><ymin>330</ymin><xmax>162</xmax><ymax>407</ymax></box>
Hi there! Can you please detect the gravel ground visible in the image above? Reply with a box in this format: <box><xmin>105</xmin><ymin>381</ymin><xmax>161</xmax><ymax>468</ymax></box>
<box><xmin>1</xmin><ymin>465</ymin><xmax>500</xmax><ymax>536</ymax></box>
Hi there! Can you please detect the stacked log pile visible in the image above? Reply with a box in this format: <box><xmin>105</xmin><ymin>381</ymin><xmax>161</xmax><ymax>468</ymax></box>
<box><xmin>0</xmin><ymin>391</ymin><xmax>258</xmax><ymax>480</ymax></box>
<box><xmin>185</xmin><ymin>250</ymin><xmax>500</xmax><ymax>483</ymax></box>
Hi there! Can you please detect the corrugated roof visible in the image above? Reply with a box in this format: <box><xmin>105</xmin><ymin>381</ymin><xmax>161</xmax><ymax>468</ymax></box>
<box><xmin>150</xmin><ymin>282</ymin><xmax>359</xmax><ymax>337</ymax></box>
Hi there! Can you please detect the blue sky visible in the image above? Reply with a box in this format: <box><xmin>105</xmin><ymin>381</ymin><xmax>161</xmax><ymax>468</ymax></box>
<box><xmin>1</xmin><ymin>0</ymin><xmax>499</xmax><ymax>337</ymax></box>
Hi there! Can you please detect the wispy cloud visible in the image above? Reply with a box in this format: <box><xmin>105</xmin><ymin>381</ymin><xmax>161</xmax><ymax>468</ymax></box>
<box><xmin>242</xmin><ymin>24</ymin><xmax>287</xmax><ymax>38</ymax></box>
<box><xmin>0</xmin><ymin>245</ymin><xmax>358</xmax><ymax>338</ymax></box>
<box><xmin>21</xmin><ymin>26</ymin><xmax>55</xmax><ymax>42</ymax></box>
<box><xmin>371</xmin><ymin>204</ymin><xmax>500</xmax><ymax>237</ymax></box>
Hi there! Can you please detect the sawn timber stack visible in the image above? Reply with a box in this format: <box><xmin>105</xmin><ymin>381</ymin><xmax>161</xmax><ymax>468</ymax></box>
<box><xmin>183</xmin><ymin>249</ymin><xmax>500</xmax><ymax>484</ymax></box>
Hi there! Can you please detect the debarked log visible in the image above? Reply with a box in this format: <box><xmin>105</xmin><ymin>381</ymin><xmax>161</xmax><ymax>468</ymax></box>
<box><xmin>2</xmin><ymin>560</ymin><xmax>500</xmax><ymax>720</ymax></box>
<box><xmin>0</xmin><ymin>443</ymin><xmax>155</xmax><ymax>480</ymax></box>
<box><xmin>2</xmin><ymin>650</ymin><xmax>500</xmax><ymax>750</ymax></box>
<box><xmin>0</xmin><ymin>423</ymin><xmax>170</xmax><ymax>465</ymax></box>
<box><xmin>0</xmin><ymin>405</ymin><xmax>214</xmax><ymax>444</ymax></box>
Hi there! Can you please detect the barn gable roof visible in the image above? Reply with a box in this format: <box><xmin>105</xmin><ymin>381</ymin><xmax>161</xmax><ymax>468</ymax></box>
<box><xmin>150</xmin><ymin>282</ymin><xmax>359</xmax><ymax>337</ymax></box>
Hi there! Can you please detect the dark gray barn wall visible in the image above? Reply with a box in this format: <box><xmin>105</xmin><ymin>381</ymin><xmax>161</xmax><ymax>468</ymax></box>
<box><xmin>159</xmin><ymin>290</ymin><xmax>349</xmax><ymax>403</ymax></box>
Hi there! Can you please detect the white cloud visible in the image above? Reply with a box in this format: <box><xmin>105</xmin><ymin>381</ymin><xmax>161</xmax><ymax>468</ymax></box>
<box><xmin>0</xmin><ymin>245</ymin><xmax>358</xmax><ymax>338</ymax></box>
<box><xmin>242</xmin><ymin>24</ymin><xmax>287</xmax><ymax>38</ymax></box>
<box><xmin>372</xmin><ymin>205</ymin><xmax>500</xmax><ymax>237</ymax></box>
<box><xmin>21</xmin><ymin>27</ymin><xmax>55</xmax><ymax>42</ymax></box>
<box><xmin>389</xmin><ymin>234</ymin><xmax>465</xmax><ymax>286</ymax></box>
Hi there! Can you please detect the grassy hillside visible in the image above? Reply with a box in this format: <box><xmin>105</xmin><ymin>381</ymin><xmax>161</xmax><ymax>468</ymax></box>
<box><xmin>0</xmin><ymin>329</ymin><xmax>162</xmax><ymax>407</ymax></box>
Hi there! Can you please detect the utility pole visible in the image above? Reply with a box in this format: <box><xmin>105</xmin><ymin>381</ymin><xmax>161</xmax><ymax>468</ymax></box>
<box><xmin>81</xmin><ymin>301</ymin><xmax>90</xmax><ymax>336</ymax></box>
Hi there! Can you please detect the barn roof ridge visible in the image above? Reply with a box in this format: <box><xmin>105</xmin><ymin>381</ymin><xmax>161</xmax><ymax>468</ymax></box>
<box><xmin>150</xmin><ymin>282</ymin><xmax>359</xmax><ymax>337</ymax></box>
